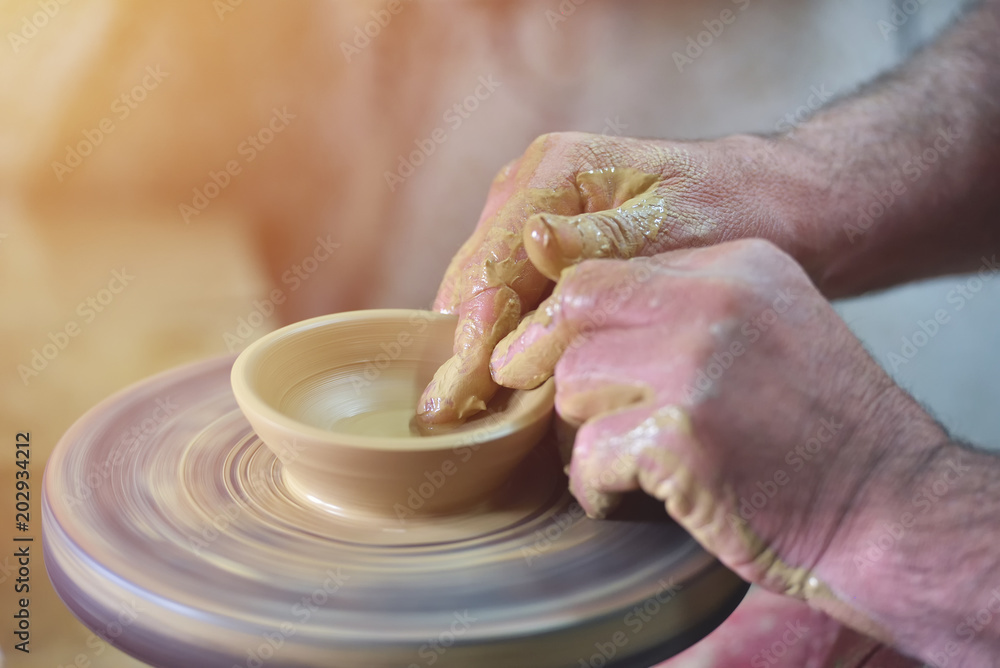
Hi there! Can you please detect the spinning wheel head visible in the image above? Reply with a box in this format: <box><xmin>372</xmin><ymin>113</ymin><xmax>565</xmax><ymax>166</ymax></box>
<box><xmin>44</xmin><ymin>352</ymin><xmax>748</xmax><ymax>667</ymax></box>
<box><xmin>230</xmin><ymin>309</ymin><xmax>555</xmax><ymax>518</ymax></box>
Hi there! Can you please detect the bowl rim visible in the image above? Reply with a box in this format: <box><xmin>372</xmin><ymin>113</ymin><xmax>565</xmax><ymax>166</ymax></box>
<box><xmin>230</xmin><ymin>309</ymin><xmax>555</xmax><ymax>452</ymax></box>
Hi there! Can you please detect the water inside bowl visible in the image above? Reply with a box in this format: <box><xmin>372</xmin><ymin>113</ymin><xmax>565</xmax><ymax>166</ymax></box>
<box><xmin>332</xmin><ymin>407</ymin><xmax>422</xmax><ymax>438</ymax></box>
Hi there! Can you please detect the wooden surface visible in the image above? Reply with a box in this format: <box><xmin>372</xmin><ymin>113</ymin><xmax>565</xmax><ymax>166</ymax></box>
<box><xmin>0</xmin><ymin>209</ymin><xmax>271</xmax><ymax>667</ymax></box>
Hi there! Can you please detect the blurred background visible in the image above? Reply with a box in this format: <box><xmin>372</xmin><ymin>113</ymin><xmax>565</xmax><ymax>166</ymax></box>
<box><xmin>1</xmin><ymin>0</ymin><xmax>994</xmax><ymax>666</ymax></box>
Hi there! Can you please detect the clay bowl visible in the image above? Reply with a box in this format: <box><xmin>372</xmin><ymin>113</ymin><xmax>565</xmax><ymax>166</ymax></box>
<box><xmin>231</xmin><ymin>310</ymin><xmax>555</xmax><ymax>519</ymax></box>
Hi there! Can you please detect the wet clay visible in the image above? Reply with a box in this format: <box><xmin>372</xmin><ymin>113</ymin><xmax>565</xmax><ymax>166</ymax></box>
<box><xmin>418</xmin><ymin>169</ymin><xmax>664</xmax><ymax>426</ymax></box>
<box><xmin>418</xmin><ymin>283</ymin><xmax>522</xmax><ymax>423</ymax></box>
<box><xmin>525</xmin><ymin>167</ymin><xmax>659</xmax><ymax>280</ymax></box>
<box><xmin>523</xmin><ymin>161</ymin><xmax>718</xmax><ymax>283</ymax></box>
<box><xmin>231</xmin><ymin>309</ymin><xmax>555</xmax><ymax>518</ymax></box>
<box><xmin>422</xmin><ymin>144</ymin><xmax>716</xmax><ymax>428</ymax></box>
<box><xmin>414</xmin><ymin>144</ymin><xmax>571</xmax><ymax>426</ymax></box>
<box><xmin>579</xmin><ymin>403</ymin><xmax>896</xmax><ymax>647</ymax></box>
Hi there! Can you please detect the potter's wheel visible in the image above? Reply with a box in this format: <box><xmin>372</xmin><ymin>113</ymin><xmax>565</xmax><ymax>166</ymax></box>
<box><xmin>43</xmin><ymin>356</ymin><xmax>747</xmax><ymax>667</ymax></box>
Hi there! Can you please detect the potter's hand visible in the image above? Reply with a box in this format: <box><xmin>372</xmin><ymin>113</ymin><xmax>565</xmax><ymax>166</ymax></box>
<box><xmin>491</xmin><ymin>240</ymin><xmax>1000</xmax><ymax>664</ymax></box>
<box><xmin>418</xmin><ymin>132</ymin><xmax>795</xmax><ymax>425</ymax></box>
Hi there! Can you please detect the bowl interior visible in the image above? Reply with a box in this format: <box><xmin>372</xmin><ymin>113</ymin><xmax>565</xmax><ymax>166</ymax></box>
<box><xmin>243</xmin><ymin>311</ymin><xmax>530</xmax><ymax>443</ymax></box>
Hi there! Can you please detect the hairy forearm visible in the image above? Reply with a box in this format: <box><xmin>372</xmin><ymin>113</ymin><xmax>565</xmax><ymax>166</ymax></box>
<box><xmin>773</xmin><ymin>0</ymin><xmax>1000</xmax><ymax>297</ymax></box>
<box><xmin>822</xmin><ymin>435</ymin><xmax>1000</xmax><ymax>665</ymax></box>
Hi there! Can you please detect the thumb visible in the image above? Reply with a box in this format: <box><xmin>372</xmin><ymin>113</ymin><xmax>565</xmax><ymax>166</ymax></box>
<box><xmin>523</xmin><ymin>200</ymin><xmax>663</xmax><ymax>281</ymax></box>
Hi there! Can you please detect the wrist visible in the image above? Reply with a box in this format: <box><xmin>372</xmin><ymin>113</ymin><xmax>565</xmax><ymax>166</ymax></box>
<box><xmin>711</xmin><ymin>133</ymin><xmax>844</xmax><ymax>292</ymax></box>
<box><xmin>813</xmin><ymin>426</ymin><xmax>1000</xmax><ymax>664</ymax></box>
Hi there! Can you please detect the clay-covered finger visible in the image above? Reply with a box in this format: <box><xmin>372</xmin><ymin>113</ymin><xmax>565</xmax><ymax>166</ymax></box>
<box><xmin>556</xmin><ymin>382</ymin><xmax>654</xmax><ymax>429</ymax></box>
<box><xmin>433</xmin><ymin>235</ymin><xmax>482</xmax><ymax>314</ymax></box>
<box><xmin>490</xmin><ymin>259</ymin><xmax>647</xmax><ymax>390</ymax></box>
<box><xmin>568</xmin><ymin>404</ymin><xmax>695</xmax><ymax>520</ymax></box>
<box><xmin>422</xmin><ymin>134</ymin><xmax>671</xmax><ymax>426</ymax></box>
<box><xmin>417</xmin><ymin>283</ymin><xmax>521</xmax><ymax>424</ymax></box>
<box><xmin>523</xmin><ymin>182</ymin><xmax>670</xmax><ymax>281</ymax></box>
<box><xmin>565</xmin><ymin>408</ymin><xmax>645</xmax><ymax>519</ymax></box>
<box><xmin>489</xmin><ymin>286</ymin><xmax>574</xmax><ymax>390</ymax></box>
<box><xmin>433</xmin><ymin>160</ymin><xmax>523</xmax><ymax>313</ymax></box>
<box><xmin>522</xmin><ymin>211</ymin><xmax>625</xmax><ymax>281</ymax></box>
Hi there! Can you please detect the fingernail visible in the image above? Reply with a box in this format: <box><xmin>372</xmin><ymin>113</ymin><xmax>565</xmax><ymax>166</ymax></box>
<box><xmin>531</xmin><ymin>216</ymin><xmax>583</xmax><ymax>263</ymax></box>
<box><xmin>416</xmin><ymin>395</ymin><xmax>448</xmax><ymax>422</ymax></box>
<box><xmin>416</xmin><ymin>405</ymin><xmax>454</xmax><ymax>426</ymax></box>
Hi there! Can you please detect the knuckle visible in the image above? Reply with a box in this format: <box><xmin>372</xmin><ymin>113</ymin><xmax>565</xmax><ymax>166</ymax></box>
<box><xmin>732</xmin><ymin>238</ymin><xmax>801</xmax><ymax>275</ymax></box>
<box><xmin>555</xmin><ymin>261</ymin><xmax>601</xmax><ymax>312</ymax></box>
<box><xmin>580</xmin><ymin>213</ymin><xmax>631</xmax><ymax>256</ymax></box>
<box><xmin>537</xmin><ymin>130</ymin><xmax>591</xmax><ymax>147</ymax></box>
<box><xmin>540</xmin><ymin>131</ymin><xmax>616</xmax><ymax>172</ymax></box>
<box><xmin>730</xmin><ymin>237</ymin><xmax>784</xmax><ymax>259</ymax></box>
<box><xmin>556</xmin><ymin>258</ymin><xmax>638</xmax><ymax>321</ymax></box>
<box><xmin>714</xmin><ymin>283</ymin><xmax>752</xmax><ymax>319</ymax></box>
<box><xmin>527</xmin><ymin>132</ymin><xmax>559</xmax><ymax>153</ymax></box>
<box><xmin>528</xmin><ymin>132</ymin><xmax>635</xmax><ymax>178</ymax></box>
<box><xmin>553</xmin><ymin>261</ymin><xmax>592</xmax><ymax>301</ymax></box>
<box><xmin>722</xmin><ymin>238</ymin><xmax>810</xmax><ymax>288</ymax></box>
<box><xmin>680</xmin><ymin>272</ymin><xmax>756</xmax><ymax>321</ymax></box>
